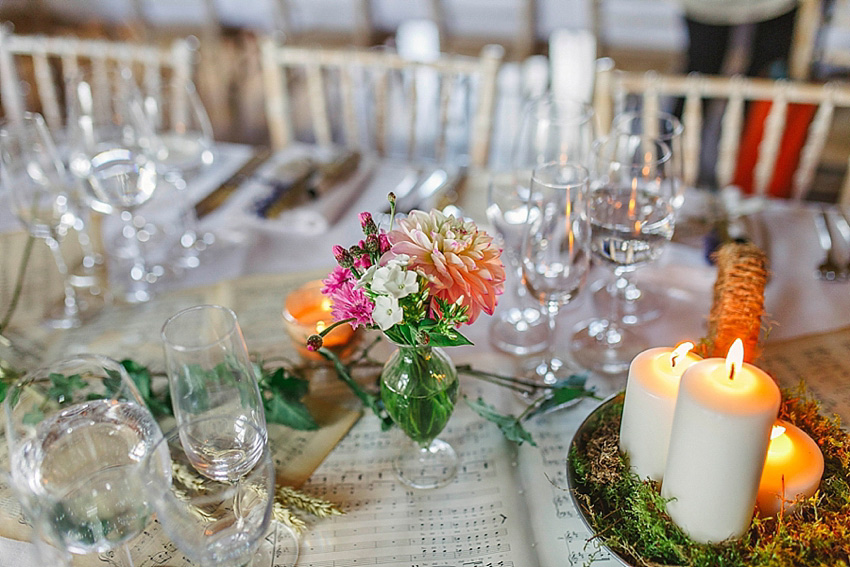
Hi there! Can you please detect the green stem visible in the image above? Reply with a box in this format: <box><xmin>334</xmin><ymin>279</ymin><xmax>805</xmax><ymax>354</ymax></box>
<box><xmin>0</xmin><ymin>233</ymin><xmax>36</xmax><ymax>335</ymax></box>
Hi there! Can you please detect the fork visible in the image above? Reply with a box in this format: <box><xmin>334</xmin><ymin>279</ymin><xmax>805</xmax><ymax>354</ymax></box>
<box><xmin>813</xmin><ymin>209</ymin><xmax>844</xmax><ymax>281</ymax></box>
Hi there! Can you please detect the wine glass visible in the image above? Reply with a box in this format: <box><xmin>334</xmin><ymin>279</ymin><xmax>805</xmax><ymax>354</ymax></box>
<box><xmin>494</xmin><ymin>94</ymin><xmax>594</xmax><ymax>354</ymax></box>
<box><xmin>0</xmin><ymin>113</ymin><xmax>82</xmax><ymax>328</ymax></box>
<box><xmin>592</xmin><ymin>110</ymin><xmax>684</xmax><ymax>324</ymax></box>
<box><xmin>142</xmin><ymin>75</ymin><xmax>216</xmax><ymax>269</ymax></box>
<box><xmin>161</xmin><ymin>304</ymin><xmax>266</xmax><ymax>482</ymax></box>
<box><xmin>66</xmin><ymin>66</ymin><xmax>161</xmax><ymax>304</ymax></box>
<box><xmin>3</xmin><ymin>354</ymin><xmax>163</xmax><ymax>567</ymax></box>
<box><xmin>572</xmin><ymin>135</ymin><xmax>676</xmax><ymax>375</ymax></box>
<box><xmin>520</xmin><ymin>162</ymin><xmax>591</xmax><ymax>386</ymax></box>
<box><xmin>144</xmin><ymin>416</ymin><xmax>297</xmax><ymax>567</ymax></box>
<box><xmin>486</xmin><ymin>174</ymin><xmax>548</xmax><ymax>355</ymax></box>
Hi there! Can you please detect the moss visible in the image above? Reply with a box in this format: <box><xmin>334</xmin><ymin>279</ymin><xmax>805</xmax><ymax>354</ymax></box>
<box><xmin>569</xmin><ymin>390</ymin><xmax>850</xmax><ymax>566</ymax></box>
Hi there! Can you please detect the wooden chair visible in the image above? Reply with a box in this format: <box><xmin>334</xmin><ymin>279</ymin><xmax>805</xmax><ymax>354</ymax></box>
<box><xmin>260</xmin><ymin>38</ymin><xmax>504</xmax><ymax>168</ymax></box>
<box><xmin>0</xmin><ymin>25</ymin><xmax>193</xmax><ymax>134</ymax></box>
<box><xmin>593</xmin><ymin>60</ymin><xmax>850</xmax><ymax>206</ymax></box>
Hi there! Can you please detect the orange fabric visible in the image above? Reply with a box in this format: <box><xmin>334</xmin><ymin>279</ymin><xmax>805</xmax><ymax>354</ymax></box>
<box><xmin>732</xmin><ymin>101</ymin><xmax>818</xmax><ymax>198</ymax></box>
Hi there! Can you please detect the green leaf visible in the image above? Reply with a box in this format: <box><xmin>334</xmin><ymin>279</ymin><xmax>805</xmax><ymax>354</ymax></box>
<box><xmin>0</xmin><ymin>380</ymin><xmax>7</xmax><ymax>405</ymax></box>
<box><xmin>427</xmin><ymin>330</ymin><xmax>473</xmax><ymax>347</ymax></box>
<box><xmin>526</xmin><ymin>374</ymin><xmax>594</xmax><ymax>420</ymax></box>
<box><xmin>465</xmin><ymin>396</ymin><xmax>536</xmax><ymax>446</ymax></box>
<box><xmin>47</xmin><ymin>372</ymin><xmax>88</xmax><ymax>405</ymax></box>
<box><xmin>121</xmin><ymin>359</ymin><xmax>172</xmax><ymax>418</ymax></box>
<box><xmin>264</xmin><ymin>393</ymin><xmax>318</xmax><ymax>430</ymax></box>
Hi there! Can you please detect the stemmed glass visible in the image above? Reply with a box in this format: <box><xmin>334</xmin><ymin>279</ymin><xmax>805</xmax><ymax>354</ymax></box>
<box><xmin>486</xmin><ymin>175</ymin><xmax>548</xmax><ymax>355</ymax></box>
<box><xmin>490</xmin><ymin>94</ymin><xmax>594</xmax><ymax>354</ymax></box>
<box><xmin>66</xmin><ymin>66</ymin><xmax>160</xmax><ymax>304</ymax></box>
<box><xmin>161</xmin><ymin>304</ymin><xmax>267</xmax><ymax>481</ymax></box>
<box><xmin>520</xmin><ymin>162</ymin><xmax>591</xmax><ymax>385</ymax></box>
<box><xmin>3</xmin><ymin>354</ymin><xmax>163</xmax><ymax>567</ymax></box>
<box><xmin>142</xmin><ymin>75</ymin><xmax>216</xmax><ymax>269</ymax></box>
<box><xmin>572</xmin><ymin>135</ymin><xmax>677</xmax><ymax>375</ymax></box>
<box><xmin>145</xmin><ymin>416</ymin><xmax>297</xmax><ymax>567</ymax></box>
<box><xmin>592</xmin><ymin>110</ymin><xmax>684</xmax><ymax>324</ymax></box>
<box><xmin>0</xmin><ymin>113</ymin><xmax>82</xmax><ymax>328</ymax></box>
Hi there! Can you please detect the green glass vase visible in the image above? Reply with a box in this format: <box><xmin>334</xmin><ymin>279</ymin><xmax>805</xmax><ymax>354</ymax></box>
<box><xmin>380</xmin><ymin>344</ymin><xmax>459</xmax><ymax>489</ymax></box>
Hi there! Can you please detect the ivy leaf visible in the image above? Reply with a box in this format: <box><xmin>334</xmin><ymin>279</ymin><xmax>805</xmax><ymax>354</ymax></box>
<box><xmin>0</xmin><ymin>380</ymin><xmax>7</xmax><ymax>405</ymax></box>
<box><xmin>526</xmin><ymin>374</ymin><xmax>594</xmax><ymax>420</ymax></box>
<box><xmin>427</xmin><ymin>330</ymin><xmax>473</xmax><ymax>347</ymax></box>
<box><xmin>47</xmin><ymin>372</ymin><xmax>87</xmax><ymax>405</ymax></box>
<box><xmin>465</xmin><ymin>396</ymin><xmax>536</xmax><ymax>446</ymax></box>
<box><xmin>121</xmin><ymin>360</ymin><xmax>172</xmax><ymax>418</ymax></box>
<box><xmin>261</xmin><ymin>368</ymin><xmax>317</xmax><ymax>430</ymax></box>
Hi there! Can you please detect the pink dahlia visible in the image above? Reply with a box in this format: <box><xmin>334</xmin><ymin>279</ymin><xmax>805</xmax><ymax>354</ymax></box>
<box><xmin>322</xmin><ymin>267</ymin><xmax>374</xmax><ymax>327</ymax></box>
<box><xmin>385</xmin><ymin>210</ymin><xmax>505</xmax><ymax>323</ymax></box>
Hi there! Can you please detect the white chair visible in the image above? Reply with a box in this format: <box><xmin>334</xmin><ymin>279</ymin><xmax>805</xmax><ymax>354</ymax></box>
<box><xmin>428</xmin><ymin>0</ymin><xmax>536</xmax><ymax>60</ymax></box>
<box><xmin>260</xmin><ymin>38</ymin><xmax>504</xmax><ymax>168</ymax></box>
<box><xmin>272</xmin><ymin>0</ymin><xmax>374</xmax><ymax>47</ymax></box>
<box><xmin>593</xmin><ymin>61</ymin><xmax>850</xmax><ymax>205</ymax></box>
<box><xmin>0</xmin><ymin>25</ymin><xmax>193</xmax><ymax>135</ymax></box>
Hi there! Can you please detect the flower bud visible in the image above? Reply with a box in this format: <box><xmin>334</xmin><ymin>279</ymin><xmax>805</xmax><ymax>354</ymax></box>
<box><xmin>359</xmin><ymin>212</ymin><xmax>378</xmax><ymax>236</ymax></box>
<box><xmin>333</xmin><ymin>245</ymin><xmax>354</xmax><ymax>269</ymax></box>
<box><xmin>387</xmin><ymin>192</ymin><xmax>396</xmax><ymax>205</ymax></box>
<box><xmin>306</xmin><ymin>334</ymin><xmax>324</xmax><ymax>351</ymax></box>
<box><xmin>365</xmin><ymin>233</ymin><xmax>380</xmax><ymax>254</ymax></box>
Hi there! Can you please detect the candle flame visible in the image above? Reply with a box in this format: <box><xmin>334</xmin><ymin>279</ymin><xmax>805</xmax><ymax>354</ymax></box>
<box><xmin>771</xmin><ymin>425</ymin><xmax>787</xmax><ymax>440</ymax></box>
<box><xmin>726</xmin><ymin>339</ymin><xmax>744</xmax><ymax>380</ymax></box>
<box><xmin>320</xmin><ymin>298</ymin><xmax>332</xmax><ymax>312</ymax></box>
<box><xmin>670</xmin><ymin>342</ymin><xmax>694</xmax><ymax>368</ymax></box>
<box><xmin>315</xmin><ymin>321</ymin><xmax>327</xmax><ymax>333</ymax></box>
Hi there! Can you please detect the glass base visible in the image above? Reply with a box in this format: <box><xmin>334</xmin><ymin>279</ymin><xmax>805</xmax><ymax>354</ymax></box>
<box><xmin>249</xmin><ymin>523</ymin><xmax>299</xmax><ymax>567</ymax></box>
<box><xmin>393</xmin><ymin>438</ymin><xmax>458</xmax><ymax>490</ymax></box>
<box><xmin>489</xmin><ymin>306</ymin><xmax>549</xmax><ymax>355</ymax></box>
<box><xmin>516</xmin><ymin>354</ymin><xmax>584</xmax><ymax>409</ymax></box>
<box><xmin>591</xmin><ymin>277</ymin><xmax>664</xmax><ymax>325</ymax></box>
<box><xmin>42</xmin><ymin>300</ymin><xmax>82</xmax><ymax>330</ymax></box>
<box><xmin>571</xmin><ymin>318</ymin><xmax>647</xmax><ymax>375</ymax></box>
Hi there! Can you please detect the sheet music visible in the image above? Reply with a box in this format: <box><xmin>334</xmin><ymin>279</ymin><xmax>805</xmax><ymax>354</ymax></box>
<box><xmin>760</xmin><ymin>325</ymin><xmax>850</xmax><ymax>423</ymax></box>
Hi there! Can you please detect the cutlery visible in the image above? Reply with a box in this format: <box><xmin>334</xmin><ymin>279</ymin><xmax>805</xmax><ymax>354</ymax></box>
<box><xmin>194</xmin><ymin>147</ymin><xmax>271</xmax><ymax>219</ymax></box>
<box><xmin>813</xmin><ymin>209</ymin><xmax>844</xmax><ymax>281</ymax></box>
<box><xmin>389</xmin><ymin>167</ymin><xmax>448</xmax><ymax>214</ymax></box>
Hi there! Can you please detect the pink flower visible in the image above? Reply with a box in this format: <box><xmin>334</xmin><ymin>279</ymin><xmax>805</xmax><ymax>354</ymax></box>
<box><xmin>386</xmin><ymin>210</ymin><xmax>505</xmax><ymax>323</ymax></box>
<box><xmin>322</xmin><ymin>267</ymin><xmax>374</xmax><ymax>327</ymax></box>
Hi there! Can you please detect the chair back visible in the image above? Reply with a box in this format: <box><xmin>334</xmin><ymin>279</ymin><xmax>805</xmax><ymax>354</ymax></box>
<box><xmin>0</xmin><ymin>25</ymin><xmax>193</xmax><ymax>134</ymax></box>
<box><xmin>594</xmin><ymin>61</ymin><xmax>850</xmax><ymax>206</ymax></box>
<box><xmin>260</xmin><ymin>39</ymin><xmax>504</xmax><ymax>168</ymax></box>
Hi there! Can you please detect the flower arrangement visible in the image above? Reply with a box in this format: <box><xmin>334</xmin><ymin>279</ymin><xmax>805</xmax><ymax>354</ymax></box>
<box><xmin>308</xmin><ymin>194</ymin><xmax>507</xmax><ymax>350</ymax></box>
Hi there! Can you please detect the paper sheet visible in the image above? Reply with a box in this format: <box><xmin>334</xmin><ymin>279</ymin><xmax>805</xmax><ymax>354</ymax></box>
<box><xmin>761</xmin><ymin>325</ymin><xmax>850</xmax><ymax>423</ymax></box>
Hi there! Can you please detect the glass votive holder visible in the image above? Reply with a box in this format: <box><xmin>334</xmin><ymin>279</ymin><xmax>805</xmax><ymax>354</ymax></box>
<box><xmin>283</xmin><ymin>280</ymin><xmax>360</xmax><ymax>361</ymax></box>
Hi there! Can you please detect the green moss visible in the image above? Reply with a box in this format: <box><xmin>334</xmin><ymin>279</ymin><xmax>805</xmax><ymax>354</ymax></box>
<box><xmin>568</xmin><ymin>390</ymin><xmax>850</xmax><ymax>566</ymax></box>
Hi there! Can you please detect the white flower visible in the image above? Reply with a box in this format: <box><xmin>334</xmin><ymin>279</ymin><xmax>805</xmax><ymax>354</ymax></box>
<box><xmin>355</xmin><ymin>265</ymin><xmax>377</xmax><ymax>289</ymax></box>
<box><xmin>372</xmin><ymin>294</ymin><xmax>403</xmax><ymax>330</ymax></box>
<box><xmin>371</xmin><ymin>259</ymin><xmax>418</xmax><ymax>299</ymax></box>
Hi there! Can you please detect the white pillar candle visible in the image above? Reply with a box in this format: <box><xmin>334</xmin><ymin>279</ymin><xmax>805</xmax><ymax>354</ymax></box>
<box><xmin>757</xmin><ymin>420</ymin><xmax>824</xmax><ymax>517</ymax></box>
<box><xmin>619</xmin><ymin>343</ymin><xmax>701</xmax><ymax>481</ymax></box>
<box><xmin>662</xmin><ymin>339</ymin><xmax>781</xmax><ymax>543</ymax></box>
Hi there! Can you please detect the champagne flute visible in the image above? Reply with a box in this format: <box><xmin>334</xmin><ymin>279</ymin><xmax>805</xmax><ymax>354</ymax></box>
<box><xmin>145</xmin><ymin>416</ymin><xmax>297</xmax><ymax>567</ymax></box>
<box><xmin>0</xmin><ymin>113</ymin><xmax>82</xmax><ymax>328</ymax></box>
<box><xmin>67</xmin><ymin>66</ymin><xmax>161</xmax><ymax>304</ymax></box>
<box><xmin>161</xmin><ymin>304</ymin><xmax>266</xmax><ymax>482</ymax></box>
<box><xmin>494</xmin><ymin>94</ymin><xmax>594</xmax><ymax>354</ymax></box>
<box><xmin>592</xmin><ymin>110</ymin><xmax>684</xmax><ymax>324</ymax></box>
<box><xmin>3</xmin><ymin>354</ymin><xmax>164</xmax><ymax>567</ymax></box>
<box><xmin>572</xmin><ymin>135</ymin><xmax>676</xmax><ymax>375</ymax></box>
<box><xmin>520</xmin><ymin>162</ymin><xmax>591</xmax><ymax>385</ymax></box>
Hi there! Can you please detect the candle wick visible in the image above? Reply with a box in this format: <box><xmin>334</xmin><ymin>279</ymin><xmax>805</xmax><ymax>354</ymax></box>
<box><xmin>671</xmin><ymin>354</ymin><xmax>678</xmax><ymax>368</ymax></box>
<box><xmin>728</xmin><ymin>365</ymin><xmax>736</xmax><ymax>381</ymax></box>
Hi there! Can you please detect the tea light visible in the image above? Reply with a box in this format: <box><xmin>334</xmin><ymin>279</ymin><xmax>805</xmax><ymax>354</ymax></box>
<box><xmin>283</xmin><ymin>280</ymin><xmax>356</xmax><ymax>359</ymax></box>
<box><xmin>757</xmin><ymin>420</ymin><xmax>824</xmax><ymax>517</ymax></box>
<box><xmin>662</xmin><ymin>339</ymin><xmax>781</xmax><ymax>543</ymax></box>
<box><xmin>619</xmin><ymin>343</ymin><xmax>702</xmax><ymax>481</ymax></box>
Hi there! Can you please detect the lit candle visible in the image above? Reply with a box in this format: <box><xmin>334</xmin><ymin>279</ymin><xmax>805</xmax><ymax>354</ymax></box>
<box><xmin>283</xmin><ymin>280</ymin><xmax>357</xmax><ymax>359</ymax></box>
<box><xmin>756</xmin><ymin>420</ymin><xmax>824</xmax><ymax>517</ymax></box>
<box><xmin>662</xmin><ymin>339</ymin><xmax>781</xmax><ymax>543</ymax></box>
<box><xmin>619</xmin><ymin>343</ymin><xmax>702</xmax><ymax>481</ymax></box>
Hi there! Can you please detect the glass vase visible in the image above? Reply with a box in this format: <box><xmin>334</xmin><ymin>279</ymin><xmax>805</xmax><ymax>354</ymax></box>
<box><xmin>380</xmin><ymin>344</ymin><xmax>459</xmax><ymax>489</ymax></box>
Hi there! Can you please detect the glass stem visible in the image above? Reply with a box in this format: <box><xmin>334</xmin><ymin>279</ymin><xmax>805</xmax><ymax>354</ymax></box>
<box><xmin>119</xmin><ymin>542</ymin><xmax>135</xmax><ymax>567</ymax></box>
<box><xmin>44</xmin><ymin>234</ymin><xmax>79</xmax><ymax>318</ymax></box>
<box><xmin>120</xmin><ymin>210</ymin><xmax>150</xmax><ymax>301</ymax></box>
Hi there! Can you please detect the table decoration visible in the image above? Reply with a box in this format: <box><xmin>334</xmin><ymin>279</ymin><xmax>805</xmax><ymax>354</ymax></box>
<box><xmin>282</xmin><ymin>279</ymin><xmax>359</xmax><ymax>361</ymax></box>
<box><xmin>661</xmin><ymin>339</ymin><xmax>781</xmax><ymax>543</ymax></box>
<box><xmin>566</xmin><ymin>241</ymin><xmax>850</xmax><ymax>565</ymax></box>
<box><xmin>757</xmin><ymin>420</ymin><xmax>824</xmax><ymax>517</ymax></box>
<box><xmin>618</xmin><ymin>342</ymin><xmax>701</xmax><ymax>481</ymax></box>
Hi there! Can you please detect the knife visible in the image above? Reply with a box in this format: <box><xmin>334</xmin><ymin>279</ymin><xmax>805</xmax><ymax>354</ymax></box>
<box><xmin>194</xmin><ymin>147</ymin><xmax>272</xmax><ymax>220</ymax></box>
